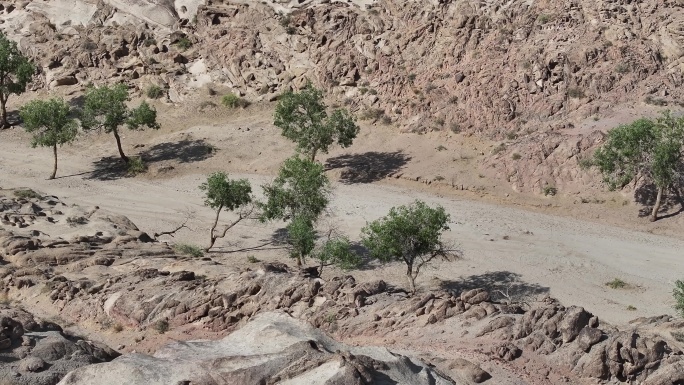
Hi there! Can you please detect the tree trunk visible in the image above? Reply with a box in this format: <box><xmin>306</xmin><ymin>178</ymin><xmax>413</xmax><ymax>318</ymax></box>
<box><xmin>309</xmin><ymin>148</ymin><xmax>318</xmax><ymax>162</ymax></box>
<box><xmin>50</xmin><ymin>144</ymin><xmax>57</xmax><ymax>180</ymax></box>
<box><xmin>112</xmin><ymin>129</ymin><xmax>129</xmax><ymax>163</ymax></box>
<box><xmin>205</xmin><ymin>205</ymin><xmax>222</xmax><ymax>252</ymax></box>
<box><xmin>0</xmin><ymin>96</ymin><xmax>8</xmax><ymax>129</ymax></box>
<box><xmin>296</xmin><ymin>255</ymin><xmax>302</xmax><ymax>267</ymax></box>
<box><xmin>407</xmin><ymin>265</ymin><xmax>416</xmax><ymax>294</ymax></box>
<box><xmin>650</xmin><ymin>186</ymin><xmax>664</xmax><ymax>222</ymax></box>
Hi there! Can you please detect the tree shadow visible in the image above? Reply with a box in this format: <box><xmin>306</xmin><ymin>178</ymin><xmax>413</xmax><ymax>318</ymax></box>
<box><xmin>86</xmin><ymin>139</ymin><xmax>216</xmax><ymax>181</ymax></box>
<box><xmin>140</xmin><ymin>139</ymin><xmax>216</xmax><ymax>164</ymax></box>
<box><xmin>634</xmin><ymin>183</ymin><xmax>684</xmax><ymax>219</ymax></box>
<box><xmin>439</xmin><ymin>271</ymin><xmax>549</xmax><ymax>301</ymax></box>
<box><xmin>87</xmin><ymin>156</ymin><xmax>129</xmax><ymax>181</ymax></box>
<box><xmin>325</xmin><ymin>151</ymin><xmax>411</xmax><ymax>184</ymax></box>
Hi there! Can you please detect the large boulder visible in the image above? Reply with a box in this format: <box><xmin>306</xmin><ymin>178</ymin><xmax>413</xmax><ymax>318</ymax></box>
<box><xmin>58</xmin><ymin>312</ymin><xmax>457</xmax><ymax>385</ymax></box>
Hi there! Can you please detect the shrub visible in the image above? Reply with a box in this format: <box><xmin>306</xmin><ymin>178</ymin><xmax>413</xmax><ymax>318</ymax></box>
<box><xmin>176</xmin><ymin>37</ymin><xmax>192</xmax><ymax>50</ymax></box>
<box><xmin>143</xmin><ymin>38</ymin><xmax>156</xmax><ymax>47</ymax></box>
<box><xmin>450</xmin><ymin>123</ymin><xmax>461</xmax><ymax>134</ymax></box>
<box><xmin>626</xmin><ymin>305</ymin><xmax>637</xmax><ymax>311</ymax></box>
<box><xmin>154</xmin><ymin>319</ymin><xmax>169</xmax><ymax>334</ymax></box>
<box><xmin>359</xmin><ymin>108</ymin><xmax>385</xmax><ymax>121</ymax></box>
<box><xmin>568</xmin><ymin>87</ymin><xmax>586</xmax><ymax>99</ymax></box>
<box><xmin>543</xmin><ymin>186</ymin><xmax>557</xmax><ymax>196</ymax></box>
<box><xmin>146</xmin><ymin>85</ymin><xmax>163</xmax><ymax>99</ymax></box>
<box><xmin>512</xmin><ymin>153</ymin><xmax>522</xmax><ymax>160</ymax></box>
<box><xmin>436</xmin><ymin>145</ymin><xmax>447</xmax><ymax>152</ymax></box>
<box><xmin>174</xmin><ymin>243</ymin><xmax>204</xmax><ymax>258</ymax></box>
<box><xmin>408</xmin><ymin>73</ymin><xmax>417</xmax><ymax>82</ymax></box>
<box><xmin>506</xmin><ymin>132</ymin><xmax>518</xmax><ymax>140</ymax></box>
<box><xmin>538</xmin><ymin>14</ymin><xmax>552</xmax><ymax>24</ymax></box>
<box><xmin>221</xmin><ymin>93</ymin><xmax>249</xmax><ymax>108</ymax></box>
<box><xmin>578</xmin><ymin>157</ymin><xmax>594</xmax><ymax>170</ymax></box>
<box><xmin>434</xmin><ymin>175</ymin><xmax>445</xmax><ymax>181</ymax></box>
<box><xmin>435</xmin><ymin>118</ymin><xmax>445</xmax><ymax>127</ymax></box>
<box><xmin>606</xmin><ymin>278</ymin><xmax>627</xmax><ymax>289</ymax></box>
<box><xmin>13</xmin><ymin>189</ymin><xmax>41</xmax><ymax>200</ymax></box>
<box><xmin>247</xmin><ymin>255</ymin><xmax>259</xmax><ymax>263</ymax></box>
<box><xmin>112</xmin><ymin>323</ymin><xmax>123</xmax><ymax>333</ymax></box>
<box><xmin>66</xmin><ymin>216</ymin><xmax>88</xmax><ymax>226</ymax></box>
<box><xmin>127</xmin><ymin>156</ymin><xmax>147</xmax><ymax>175</ymax></box>
<box><xmin>615</xmin><ymin>63</ymin><xmax>630</xmax><ymax>74</ymax></box>
<box><xmin>491</xmin><ymin>143</ymin><xmax>506</xmax><ymax>155</ymax></box>
<box><xmin>380</xmin><ymin>115</ymin><xmax>392</xmax><ymax>125</ymax></box>
<box><xmin>674</xmin><ymin>280</ymin><xmax>684</xmax><ymax>317</ymax></box>
<box><xmin>672</xmin><ymin>331</ymin><xmax>684</xmax><ymax>343</ymax></box>
<box><xmin>644</xmin><ymin>96</ymin><xmax>668</xmax><ymax>106</ymax></box>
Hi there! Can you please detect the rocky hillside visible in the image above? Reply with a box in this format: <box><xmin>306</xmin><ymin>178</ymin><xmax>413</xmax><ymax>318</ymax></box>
<box><xmin>1</xmin><ymin>188</ymin><xmax>684</xmax><ymax>384</ymax></box>
<box><xmin>2</xmin><ymin>0</ymin><xmax>684</xmax><ymax>192</ymax></box>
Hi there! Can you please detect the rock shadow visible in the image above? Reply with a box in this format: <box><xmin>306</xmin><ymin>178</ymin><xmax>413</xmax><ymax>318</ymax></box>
<box><xmin>325</xmin><ymin>151</ymin><xmax>411</xmax><ymax>184</ymax></box>
<box><xmin>635</xmin><ymin>183</ymin><xmax>684</xmax><ymax>220</ymax></box>
<box><xmin>439</xmin><ymin>271</ymin><xmax>549</xmax><ymax>301</ymax></box>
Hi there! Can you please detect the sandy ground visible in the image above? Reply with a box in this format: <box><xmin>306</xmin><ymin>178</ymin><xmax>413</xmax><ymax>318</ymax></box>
<box><xmin>1</xmin><ymin>93</ymin><xmax>683</xmax><ymax>327</ymax></box>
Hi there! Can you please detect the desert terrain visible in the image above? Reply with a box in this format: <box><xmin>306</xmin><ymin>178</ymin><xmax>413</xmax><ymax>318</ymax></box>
<box><xmin>0</xmin><ymin>0</ymin><xmax>684</xmax><ymax>384</ymax></box>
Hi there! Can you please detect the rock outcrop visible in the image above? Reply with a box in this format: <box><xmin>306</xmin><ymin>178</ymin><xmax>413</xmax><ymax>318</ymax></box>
<box><xmin>1</xmin><ymin>189</ymin><xmax>684</xmax><ymax>384</ymax></box>
<box><xmin>58</xmin><ymin>311</ymin><xmax>456</xmax><ymax>385</ymax></box>
<box><xmin>3</xmin><ymin>0</ymin><xmax>684</xmax><ymax>191</ymax></box>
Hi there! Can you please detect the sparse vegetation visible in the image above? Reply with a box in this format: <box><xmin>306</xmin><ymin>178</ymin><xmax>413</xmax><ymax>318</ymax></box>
<box><xmin>13</xmin><ymin>189</ymin><xmax>41</xmax><ymax>200</ymax></box>
<box><xmin>359</xmin><ymin>108</ymin><xmax>386</xmax><ymax>122</ymax></box>
<box><xmin>506</xmin><ymin>132</ymin><xmax>518</xmax><ymax>140</ymax></box>
<box><xmin>615</xmin><ymin>63</ymin><xmax>631</xmax><ymax>74</ymax></box>
<box><xmin>146</xmin><ymin>85</ymin><xmax>164</xmax><ymax>99</ymax></box>
<box><xmin>175</xmin><ymin>37</ymin><xmax>192</xmax><ymax>50</ymax></box>
<box><xmin>512</xmin><ymin>153</ymin><xmax>522</xmax><ymax>160</ymax></box>
<box><xmin>626</xmin><ymin>305</ymin><xmax>637</xmax><ymax>311</ymax></box>
<box><xmin>126</xmin><ymin>156</ymin><xmax>146</xmax><ymax>175</ymax></box>
<box><xmin>66</xmin><ymin>216</ymin><xmax>88</xmax><ymax>226</ymax></box>
<box><xmin>606</xmin><ymin>278</ymin><xmax>627</xmax><ymax>289</ymax></box>
<box><xmin>434</xmin><ymin>175</ymin><xmax>445</xmax><ymax>181</ymax></box>
<box><xmin>492</xmin><ymin>144</ymin><xmax>506</xmax><ymax>155</ymax></box>
<box><xmin>143</xmin><ymin>38</ymin><xmax>156</xmax><ymax>47</ymax></box>
<box><xmin>221</xmin><ymin>93</ymin><xmax>249</xmax><ymax>108</ymax></box>
<box><xmin>543</xmin><ymin>186</ymin><xmax>557</xmax><ymax>196</ymax></box>
<box><xmin>673</xmin><ymin>330</ymin><xmax>684</xmax><ymax>343</ymax></box>
<box><xmin>435</xmin><ymin>118</ymin><xmax>445</xmax><ymax>127</ymax></box>
<box><xmin>644</xmin><ymin>95</ymin><xmax>668</xmax><ymax>106</ymax></box>
<box><xmin>674</xmin><ymin>280</ymin><xmax>684</xmax><ymax>317</ymax></box>
<box><xmin>174</xmin><ymin>243</ymin><xmax>204</xmax><ymax>258</ymax></box>
<box><xmin>567</xmin><ymin>87</ymin><xmax>586</xmax><ymax>99</ymax></box>
<box><xmin>450</xmin><ymin>123</ymin><xmax>461</xmax><ymax>134</ymax></box>
<box><xmin>154</xmin><ymin>319</ymin><xmax>169</xmax><ymax>334</ymax></box>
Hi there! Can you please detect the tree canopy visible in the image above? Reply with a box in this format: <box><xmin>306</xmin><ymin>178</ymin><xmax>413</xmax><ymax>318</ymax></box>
<box><xmin>199</xmin><ymin>172</ymin><xmax>253</xmax><ymax>251</ymax></box>
<box><xmin>20</xmin><ymin>98</ymin><xmax>78</xmax><ymax>179</ymax></box>
<box><xmin>81</xmin><ymin>83</ymin><xmax>160</xmax><ymax>163</ymax></box>
<box><xmin>594</xmin><ymin>111</ymin><xmax>684</xmax><ymax>221</ymax></box>
<box><xmin>0</xmin><ymin>32</ymin><xmax>34</xmax><ymax>129</ymax></box>
<box><xmin>274</xmin><ymin>83</ymin><xmax>359</xmax><ymax>161</ymax></box>
<box><xmin>259</xmin><ymin>156</ymin><xmax>331</xmax><ymax>223</ymax></box>
<box><xmin>362</xmin><ymin>200</ymin><xmax>454</xmax><ymax>294</ymax></box>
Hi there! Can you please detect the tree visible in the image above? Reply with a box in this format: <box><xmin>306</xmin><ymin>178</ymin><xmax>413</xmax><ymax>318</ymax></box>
<box><xmin>199</xmin><ymin>172</ymin><xmax>253</xmax><ymax>251</ymax></box>
<box><xmin>0</xmin><ymin>32</ymin><xmax>34</xmax><ymax>129</ymax></box>
<box><xmin>259</xmin><ymin>156</ymin><xmax>331</xmax><ymax>223</ymax></box>
<box><xmin>274</xmin><ymin>83</ymin><xmax>359</xmax><ymax>161</ymax></box>
<box><xmin>20</xmin><ymin>98</ymin><xmax>78</xmax><ymax>179</ymax></box>
<box><xmin>361</xmin><ymin>200</ymin><xmax>455</xmax><ymax>294</ymax></box>
<box><xmin>81</xmin><ymin>84</ymin><xmax>160</xmax><ymax>163</ymax></box>
<box><xmin>674</xmin><ymin>280</ymin><xmax>684</xmax><ymax>317</ymax></box>
<box><xmin>594</xmin><ymin>111</ymin><xmax>684</xmax><ymax>221</ymax></box>
<box><xmin>285</xmin><ymin>216</ymin><xmax>317</xmax><ymax>266</ymax></box>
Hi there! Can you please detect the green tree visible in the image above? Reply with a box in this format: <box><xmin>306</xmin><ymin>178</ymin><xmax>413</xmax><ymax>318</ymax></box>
<box><xmin>259</xmin><ymin>156</ymin><xmax>331</xmax><ymax>223</ymax></box>
<box><xmin>0</xmin><ymin>32</ymin><xmax>34</xmax><ymax>129</ymax></box>
<box><xmin>361</xmin><ymin>200</ymin><xmax>455</xmax><ymax>294</ymax></box>
<box><xmin>274</xmin><ymin>83</ymin><xmax>359</xmax><ymax>161</ymax></box>
<box><xmin>285</xmin><ymin>216</ymin><xmax>317</xmax><ymax>266</ymax></box>
<box><xmin>20</xmin><ymin>98</ymin><xmax>78</xmax><ymax>179</ymax></box>
<box><xmin>81</xmin><ymin>84</ymin><xmax>160</xmax><ymax>163</ymax></box>
<box><xmin>674</xmin><ymin>280</ymin><xmax>684</xmax><ymax>317</ymax></box>
<box><xmin>199</xmin><ymin>172</ymin><xmax>253</xmax><ymax>251</ymax></box>
<box><xmin>594</xmin><ymin>111</ymin><xmax>684</xmax><ymax>221</ymax></box>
